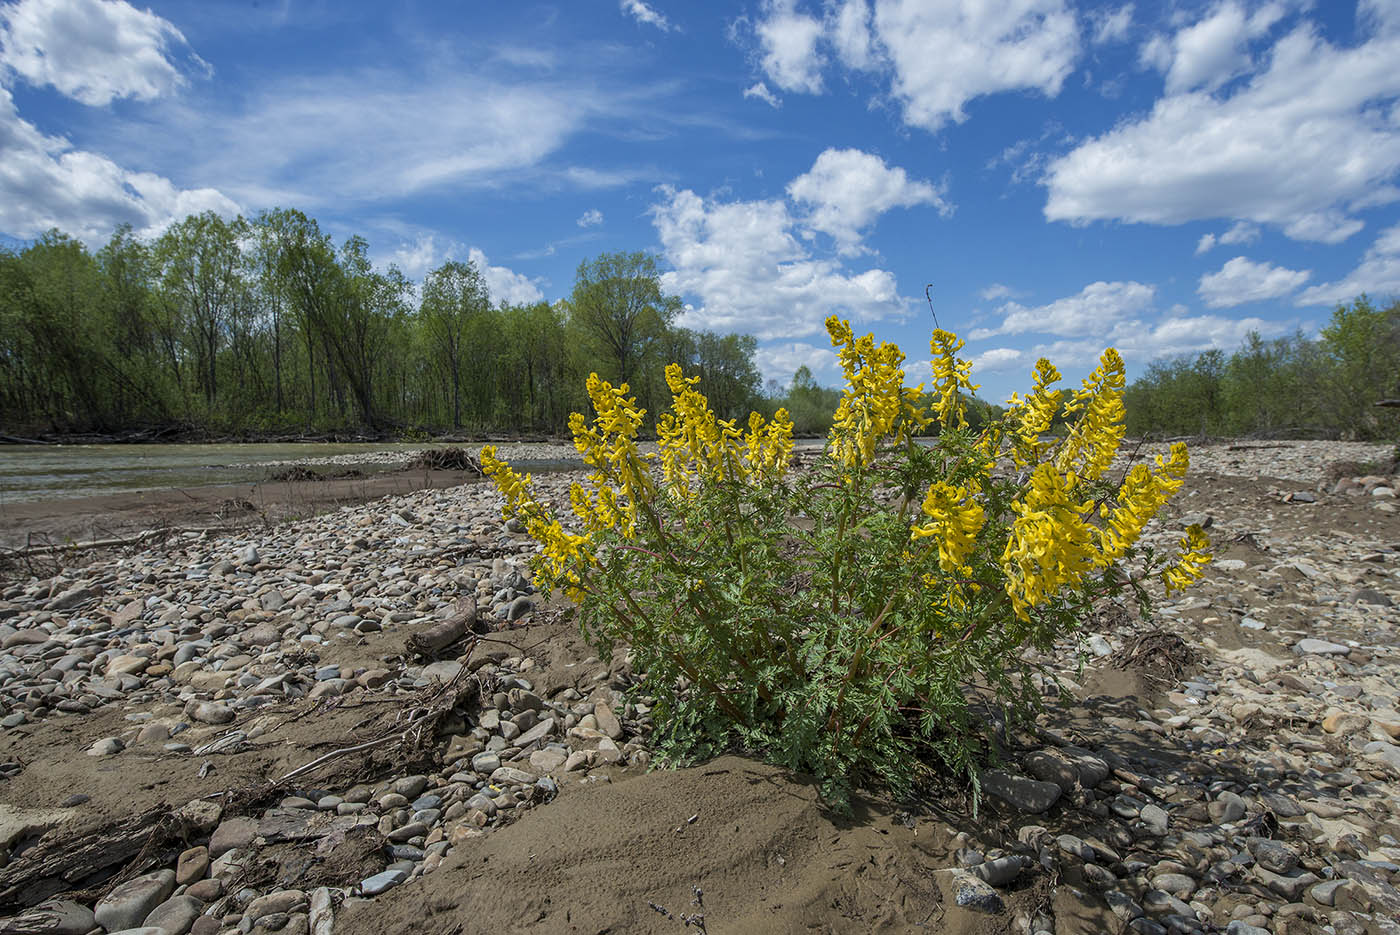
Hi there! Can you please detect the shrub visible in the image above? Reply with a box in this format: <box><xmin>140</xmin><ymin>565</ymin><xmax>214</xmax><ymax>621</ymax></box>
<box><xmin>480</xmin><ymin>318</ymin><xmax>1210</xmax><ymax>806</ymax></box>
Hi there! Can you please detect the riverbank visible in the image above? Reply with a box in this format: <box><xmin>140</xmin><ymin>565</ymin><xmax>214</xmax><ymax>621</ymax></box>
<box><xmin>0</xmin><ymin>470</ymin><xmax>474</xmax><ymax>556</ymax></box>
<box><xmin>0</xmin><ymin>440</ymin><xmax>1398</xmax><ymax>934</ymax></box>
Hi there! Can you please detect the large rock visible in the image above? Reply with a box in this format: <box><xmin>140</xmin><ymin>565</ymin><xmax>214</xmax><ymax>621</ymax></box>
<box><xmin>980</xmin><ymin>769</ymin><xmax>1061</xmax><ymax>814</ymax></box>
<box><xmin>143</xmin><ymin>894</ymin><xmax>204</xmax><ymax>935</ymax></box>
<box><xmin>93</xmin><ymin>869</ymin><xmax>175</xmax><ymax>932</ymax></box>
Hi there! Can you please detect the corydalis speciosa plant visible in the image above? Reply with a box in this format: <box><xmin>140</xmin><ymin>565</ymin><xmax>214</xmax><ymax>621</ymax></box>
<box><xmin>481</xmin><ymin>319</ymin><xmax>1210</xmax><ymax>807</ymax></box>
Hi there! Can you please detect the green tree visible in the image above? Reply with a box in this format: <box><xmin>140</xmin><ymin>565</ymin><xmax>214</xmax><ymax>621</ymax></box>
<box><xmin>420</xmin><ymin>260</ymin><xmax>491</xmax><ymax>429</ymax></box>
<box><xmin>567</xmin><ymin>251</ymin><xmax>680</xmax><ymax>408</ymax></box>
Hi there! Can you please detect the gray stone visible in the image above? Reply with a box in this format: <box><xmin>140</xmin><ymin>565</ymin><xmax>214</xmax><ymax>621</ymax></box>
<box><xmin>1295</xmin><ymin>638</ymin><xmax>1351</xmax><ymax>656</ymax></box>
<box><xmin>980</xmin><ymin>769</ymin><xmax>1061</xmax><ymax>814</ymax></box>
<box><xmin>506</xmin><ymin>596</ymin><xmax>534</xmax><ymax>620</ymax></box>
<box><xmin>142</xmin><ymin>894</ymin><xmax>203</xmax><ymax>935</ymax></box>
<box><xmin>309</xmin><ymin>887</ymin><xmax>333</xmax><ymax>935</ymax></box>
<box><xmin>186</xmin><ymin>701</ymin><xmax>234</xmax><ymax>725</ymax></box>
<box><xmin>971</xmin><ymin>855</ymin><xmax>1025</xmax><ymax>887</ymax></box>
<box><xmin>1210</xmin><ymin>791</ymin><xmax>1246</xmax><ymax>823</ymax></box>
<box><xmin>1249</xmin><ymin>838</ymin><xmax>1298</xmax><ymax>873</ymax></box>
<box><xmin>209</xmin><ymin>817</ymin><xmax>257</xmax><ymax>858</ymax></box>
<box><xmin>360</xmin><ymin>869</ymin><xmax>408</xmax><ymax>896</ymax></box>
<box><xmin>93</xmin><ymin>869</ymin><xmax>176</xmax><ymax>932</ymax></box>
<box><xmin>238</xmin><ymin>545</ymin><xmax>260</xmax><ymax>565</ymax></box>
<box><xmin>87</xmin><ymin>736</ymin><xmax>124</xmax><ymax>756</ymax></box>
<box><xmin>1139</xmin><ymin>803</ymin><xmax>1169</xmax><ymax>835</ymax></box>
<box><xmin>950</xmin><ymin>870</ymin><xmax>1003</xmax><ymax>913</ymax></box>
<box><xmin>392</xmin><ymin>775</ymin><xmax>429</xmax><ymax>798</ymax></box>
<box><xmin>593</xmin><ymin>702</ymin><xmax>623</xmax><ymax>740</ymax></box>
<box><xmin>1150</xmin><ymin>873</ymin><xmax>1196</xmax><ymax>899</ymax></box>
<box><xmin>1225</xmin><ymin>924</ymin><xmax>1270</xmax><ymax>935</ymax></box>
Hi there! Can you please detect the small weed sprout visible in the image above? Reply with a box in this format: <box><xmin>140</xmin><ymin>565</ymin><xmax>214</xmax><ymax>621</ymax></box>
<box><xmin>482</xmin><ymin>319</ymin><xmax>1210</xmax><ymax>807</ymax></box>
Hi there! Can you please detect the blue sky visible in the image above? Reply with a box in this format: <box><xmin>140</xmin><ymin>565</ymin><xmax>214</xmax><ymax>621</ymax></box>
<box><xmin>2</xmin><ymin>0</ymin><xmax>1399</xmax><ymax>402</ymax></box>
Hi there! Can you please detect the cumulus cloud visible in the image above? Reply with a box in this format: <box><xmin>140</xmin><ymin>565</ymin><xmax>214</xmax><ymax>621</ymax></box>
<box><xmin>1198</xmin><ymin>256</ymin><xmax>1310</xmax><ymax>308</ymax></box>
<box><xmin>467</xmin><ymin>247</ymin><xmax>544</xmax><ymax>305</ymax></box>
<box><xmin>0</xmin><ymin>0</ymin><xmax>206</xmax><ymax>106</ymax></box>
<box><xmin>620</xmin><ymin>0</ymin><xmax>674</xmax><ymax>31</ymax></box>
<box><xmin>755</xmin><ymin>342</ymin><xmax>839</xmax><ymax>383</ymax></box>
<box><xmin>1296</xmin><ymin>223</ymin><xmax>1400</xmax><ymax>306</ymax></box>
<box><xmin>754</xmin><ymin>0</ymin><xmax>825</xmax><ymax>93</ymax></box>
<box><xmin>650</xmin><ymin>185</ymin><xmax>905</xmax><ymax>341</ymax></box>
<box><xmin>974</xmin><ymin>280</ymin><xmax>1157</xmax><ymax>338</ymax></box>
<box><xmin>742</xmin><ymin>81</ymin><xmax>782</xmax><ymax>107</ymax></box>
<box><xmin>870</xmin><ymin>0</ymin><xmax>1079</xmax><ymax>131</ymax></box>
<box><xmin>786</xmin><ymin>147</ymin><xmax>949</xmax><ymax>254</ymax></box>
<box><xmin>576</xmin><ymin>208</ymin><xmax>604</xmax><ymax>227</ymax></box>
<box><xmin>1139</xmin><ymin>1</ymin><xmax>1284</xmax><ymax>95</ymax></box>
<box><xmin>1045</xmin><ymin>22</ymin><xmax>1400</xmax><ymax>244</ymax></box>
<box><xmin>971</xmin><ymin>346</ymin><xmax>1025</xmax><ymax>373</ymax></box>
<box><xmin>979</xmin><ymin>283</ymin><xmax>1015</xmax><ymax>301</ymax></box>
<box><xmin>0</xmin><ymin>86</ymin><xmax>238</xmax><ymax>243</ymax></box>
<box><xmin>745</xmin><ymin>0</ymin><xmax>1080</xmax><ymax>131</ymax></box>
<box><xmin>967</xmin><ymin>278</ymin><xmax>1290</xmax><ymax>393</ymax></box>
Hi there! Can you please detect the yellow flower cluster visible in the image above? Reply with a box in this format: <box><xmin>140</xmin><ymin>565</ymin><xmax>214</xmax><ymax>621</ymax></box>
<box><xmin>1000</xmin><ymin>462</ymin><xmax>1100</xmax><ymax>620</ymax></box>
<box><xmin>1162</xmin><ymin>524</ymin><xmax>1212</xmax><ymax>594</ymax></box>
<box><xmin>656</xmin><ymin>364</ymin><xmax>795</xmax><ymax>498</ymax></box>
<box><xmin>480</xmin><ymin>445</ymin><xmax>594</xmax><ymax>600</ymax></box>
<box><xmin>826</xmin><ymin>316</ymin><xmax>928</xmax><ymax>468</ymax></box>
<box><xmin>1098</xmin><ymin>443</ymin><xmax>1189</xmax><ymax>562</ymax></box>
<box><xmin>1055</xmin><ymin>349</ymin><xmax>1127</xmax><ymax>486</ymax></box>
<box><xmin>929</xmin><ymin>329</ymin><xmax>979</xmax><ymax>430</ymax></box>
<box><xmin>1005</xmin><ymin>358</ymin><xmax>1063</xmax><ymax>468</ymax></box>
<box><xmin>910</xmin><ymin>481</ymin><xmax>985</xmax><ymax>574</ymax></box>
<box><xmin>568</xmin><ymin>374</ymin><xmax>654</xmax><ymax>536</ymax></box>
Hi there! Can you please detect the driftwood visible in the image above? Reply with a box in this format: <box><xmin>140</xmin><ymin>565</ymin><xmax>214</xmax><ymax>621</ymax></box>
<box><xmin>406</xmin><ymin>597</ymin><xmax>477</xmax><ymax>658</ymax></box>
<box><xmin>0</xmin><ymin>807</ymin><xmax>181</xmax><ymax>913</ymax></box>
<box><xmin>1376</xmin><ymin>398</ymin><xmax>1400</xmax><ymax>408</ymax></box>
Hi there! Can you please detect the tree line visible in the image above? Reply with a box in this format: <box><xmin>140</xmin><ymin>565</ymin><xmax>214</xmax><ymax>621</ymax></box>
<box><xmin>1123</xmin><ymin>296</ymin><xmax>1400</xmax><ymax>440</ymax></box>
<box><xmin>0</xmin><ymin>210</ymin><xmax>765</xmax><ymax>438</ymax></box>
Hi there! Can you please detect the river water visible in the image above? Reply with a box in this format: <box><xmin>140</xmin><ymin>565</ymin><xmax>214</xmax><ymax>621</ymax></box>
<box><xmin>0</xmin><ymin>443</ymin><xmax>432</xmax><ymax>504</ymax></box>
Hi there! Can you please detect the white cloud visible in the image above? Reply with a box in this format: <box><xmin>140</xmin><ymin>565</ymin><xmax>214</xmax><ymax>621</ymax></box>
<box><xmin>755</xmin><ymin>342</ymin><xmax>839</xmax><ymax>384</ymax></box>
<box><xmin>1140</xmin><ymin>1</ymin><xmax>1284</xmax><ymax>95</ymax></box>
<box><xmin>755</xmin><ymin>0</ymin><xmax>825</xmax><ymax>93</ymax></box>
<box><xmin>0</xmin><ymin>0</ymin><xmax>205</xmax><ymax>106</ymax></box>
<box><xmin>979</xmin><ymin>283</ymin><xmax>1015</xmax><ymax>301</ymax></box>
<box><xmin>1358</xmin><ymin>0</ymin><xmax>1400</xmax><ymax>37</ymax></box>
<box><xmin>467</xmin><ymin>247</ymin><xmax>544</xmax><ymax>306</ymax></box>
<box><xmin>1296</xmin><ymin>222</ymin><xmax>1400</xmax><ymax>306</ymax></box>
<box><xmin>742</xmin><ymin>81</ymin><xmax>782</xmax><ymax>107</ymax></box>
<box><xmin>1045</xmin><ymin>22</ymin><xmax>1400</xmax><ymax>244</ymax></box>
<box><xmin>872</xmin><ymin>0</ymin><xmax>1079</xmax><ymax>131</ymax></box>
<box><xmin>977</xmin><ymin>280</ymin><xmax>1157</xmax><ymax>338</ymax></box>
<box><xmin>650</xmin><ymin>185</ymin><xmax>905</xmax><ymax>341</ymax></box>
<box><xmin>621</xmin><ymin>0</ymin><xmax>674</xmax><ymax>31</ymax></box>
<box><xmin>827</xmin><ymin>0</ymin><xmax>875</xmax><ymax>70</ymax></box>
<box><xmin>385</xmin><ymin>233</ymin><xmax>457</xmax><ymax>280</ymax></box>
<box><xmin>1196</xmin><ymin>220</ymin><xmax>1261</xmax><ymax>254</ymax></box>
<box><xmin>971</xmin><ymin>346</ymin><xmax>1025</xmax><ymax>373</ymax></box>
<box><xmin>747</xmin><ymin>0</ymin><xmax>1079</xmax><ymax>130</ymax></box>
<box><xmin>0</xmin><ymin>86</ymin><xmax>238</xmax><ymax>243</ymax></box>
<box><xmin>577</xmin><ymin>208</ymin><xmax>604</xmax><ymax>227</ymax></box>
<box><xmin>1089</xmin><ymin>3</ymin><xmax>1134</xmax><ymax>45</ymax></box>
<box><xmin>785</xmin><ymin>147</ymin><xmax>949</xmax><ymax>254</ymax></box>
<box><xmin>1198</xmin><ymin>255</ymin><xmax>1310</xmax><ymax>307</ymax></box>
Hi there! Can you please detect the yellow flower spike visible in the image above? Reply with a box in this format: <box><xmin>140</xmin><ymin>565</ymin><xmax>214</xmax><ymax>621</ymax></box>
<box><xmin>1007</xmin><ymin>358</ymin><xmax>1063</xmax><ymax>467</ymax></box>
<box><xmin>826</xmin><ymin>317</ymin><xmax>920</xmax><ymax>469</ymax></box>
<box><xmin>1098</xmin><ymin>443</ymin><xmax>1190</xmax><ymax>563</ymax></box>
<box><xmin>930</xmin><ymin>329</ymin><xmax>979</xmax><ymax>430</ymax></box>
<box><xmin>910</xmin><ymin>482</ymin><xmax>986</xmax><ymax>573</ymax></box>
<box><xmin>1001</xmin><ymin>462</ymin><xmax>1099</xmax><ymax>620</ymax></box>
<box><xmin>1162</xmin><ymin>524</ymin><xmax>1212</xmax><ymax>594</ymax></box>
<box><xmin>1055</xmin><ymin>349</ymin><xmax>1126</xmax><ymax>486</ymax></box>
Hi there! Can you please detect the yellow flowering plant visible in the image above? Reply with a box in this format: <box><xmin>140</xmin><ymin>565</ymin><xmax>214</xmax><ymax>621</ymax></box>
<box><xmin>481</xmin><ymin>319</ymin><xmax>1209</xmax><ymax>807</ymax></box>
